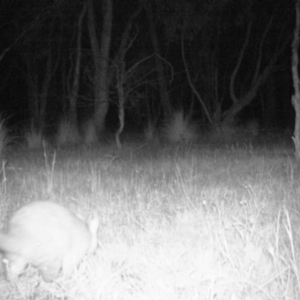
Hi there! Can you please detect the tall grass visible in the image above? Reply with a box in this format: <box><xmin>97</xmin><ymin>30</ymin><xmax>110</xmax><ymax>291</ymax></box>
<box><xmin>0</xmin><ymin>117</ymin><xmax>7</xmax><ymax>157</ymax></box>
<box><xmin>0</xmin><ymin>118</ymin><xmax>8</xmax><ymax>193</ymax></box>
<box><xmin>0</xmin><ymin>141</ymin><xmax>299</xmax><ymax>300</ymax></box>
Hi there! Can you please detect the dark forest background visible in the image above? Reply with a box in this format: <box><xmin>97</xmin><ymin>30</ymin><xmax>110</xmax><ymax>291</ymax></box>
<box><xmin>0</xmin><ymin>0</ymin><xmax>295</xmax><ymax>140</ymax></box>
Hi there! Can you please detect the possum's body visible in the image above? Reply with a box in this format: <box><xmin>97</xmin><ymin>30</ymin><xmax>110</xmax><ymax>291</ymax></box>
<box><xmin>0</xmin><ymin>201</ymin><xmax>99</xmax><ymax>282</ymax></box>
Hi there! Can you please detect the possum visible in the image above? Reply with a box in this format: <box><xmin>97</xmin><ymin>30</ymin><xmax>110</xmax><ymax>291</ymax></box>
<box><xmin>0</xmin><ymin>201</ymin><xmax>99</xmax><ymax>282</ymax></box>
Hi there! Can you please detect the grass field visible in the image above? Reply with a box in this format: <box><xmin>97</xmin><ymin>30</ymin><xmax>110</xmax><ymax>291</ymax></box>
<box><xmin>0</xmin><ymin>137</ymin><xmax>299</xmax><ymax>300</ymax></box>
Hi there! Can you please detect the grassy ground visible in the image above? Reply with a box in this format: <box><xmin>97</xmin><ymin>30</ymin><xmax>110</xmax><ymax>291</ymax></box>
<box><xmin>0</xmin><ymin>138</ymin><xmax>299</xmax><ymax>300</ymax></box>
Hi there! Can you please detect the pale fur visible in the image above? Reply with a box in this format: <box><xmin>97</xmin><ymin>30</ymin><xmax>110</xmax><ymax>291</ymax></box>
<box><xmin>0</xmin><ymin>201</ymin><xmax>99</xmax><ymax>282</ymax></box>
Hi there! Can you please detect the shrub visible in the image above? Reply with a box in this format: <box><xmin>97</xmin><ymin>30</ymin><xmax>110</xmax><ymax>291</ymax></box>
<box><xmin>0</xmin><ymin>118</ymin><xmax>7</xmax><ymax>156</ymax></box>
<box><xmin>209</xmin><ymin>119</ymin><xmax>260</xmax><ymax>144</ymax></box>
<box><xmin>82</xmin><ymin>119</ymin><xmax>98</xmax><ymax>145</ymax></box>
<box><xmin>144</xmin><ymin>120</ymin><xmax>159</xmax><ymax>142</ymax></box>
<box><xmin>163</xmin><ymin>111</ymin><xmax>198</xmax><ymax>143</ymax></box>
<box><xmin>25</xmin><ymin>127</ymin><xmax>44</xmax><ymax>149</ymax></box>
<box><xmin>56</xmin><ymin>119</ymin><xmax>80</xmax><ymax>146</ymax></box>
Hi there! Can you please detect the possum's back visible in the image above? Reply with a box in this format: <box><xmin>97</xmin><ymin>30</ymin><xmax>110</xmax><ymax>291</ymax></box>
<box><xmin>7</xmin><ymin>201</ymin><xmax>91</xmax><ymax>253</ymax></box>
<box><xmin>0</xmin><ymin>201</ymin><xmax>99</xmax><ymax>281</ymax></box>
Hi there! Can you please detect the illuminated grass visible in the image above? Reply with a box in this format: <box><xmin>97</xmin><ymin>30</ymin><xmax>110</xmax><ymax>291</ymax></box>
<box><xmin>0</xmin><ymin>141</ymin><xmax>298</xmax><ymax>299</ymax></box>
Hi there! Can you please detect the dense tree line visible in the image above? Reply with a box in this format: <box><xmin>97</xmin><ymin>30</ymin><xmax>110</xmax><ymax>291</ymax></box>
<box><xmin>0</xmin><ymin>0</ymin><xmax>294</xmax><ymax>138</ymax></box>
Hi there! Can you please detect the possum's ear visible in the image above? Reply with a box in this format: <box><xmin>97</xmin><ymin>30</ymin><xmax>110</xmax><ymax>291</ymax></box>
<box><xmin>88</xmin><ymin>213</ymin><xmax>99</xmax><ymax>253</ymax></box>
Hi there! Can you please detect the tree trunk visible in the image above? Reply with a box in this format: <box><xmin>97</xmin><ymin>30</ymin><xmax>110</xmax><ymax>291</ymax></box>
<box><xmin>26</xmin><ymin>69</ymin><xmax>39</xmax><ymax>130</ymax></box>
<box><xmin>222</xmin><ymin>13</ymin><xmax>275</xmax><ymax>126</ymax></box>
<box><xmin>114</xmin><ymin>3</ymin><xmax>142</xmax><ymax>148</ymax></box>
<box><xmin>264</xmin><ymin>75</ymin><xmax>277</xmax><ymax>128</ymax></box>
<box><xmin>115</xmin><ymin>67</ymin><xmax>125</xmax><ymax>149</ymax></box>
<box><xmin>38</xmin><ymin>49</ymin><xmax>53</xmax><ymax>133</ymax></box>
<box><xmin>69</xmin><ymin>3</ymin><xmax>87</xmax><ymax>128</ymax></box>
<box><xmin>25</xmin><ymin>18</ymin><xmax>59</xmax><ymax>134</ymax></box>
<box><xmin>145</xmin><ymin>2</ymin><xmax>172</xmax><ymax>122</ymax></box>
<box><xmin>291</xmin><ymin>0</ymin><xmax>300</xmax><ymax>161</ymax></box>
<box><xmin>87</xmin><ymin>0</ymin><xmax>113</xmax><ymax>132</ymax></box>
